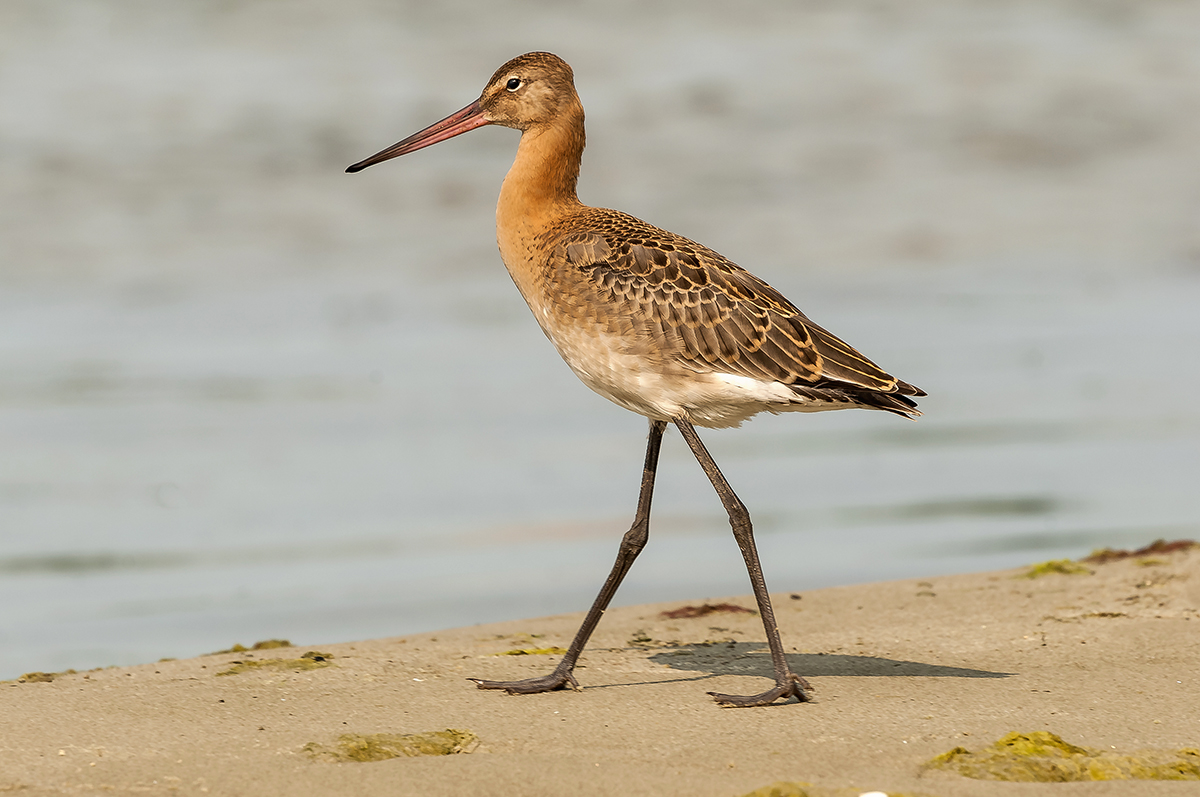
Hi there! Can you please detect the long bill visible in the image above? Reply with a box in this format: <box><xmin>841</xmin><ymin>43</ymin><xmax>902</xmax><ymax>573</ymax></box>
<box><xmin>346</xmin><ymin>100</ymin><xmax>490</xmax><ymax>173</ymax></box>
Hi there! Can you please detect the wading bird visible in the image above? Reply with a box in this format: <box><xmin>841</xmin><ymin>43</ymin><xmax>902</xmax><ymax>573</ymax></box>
<box><xmin>347</xmin><ymin>52</ymin><xmax>923</xmax><ymax>706</ymax></box>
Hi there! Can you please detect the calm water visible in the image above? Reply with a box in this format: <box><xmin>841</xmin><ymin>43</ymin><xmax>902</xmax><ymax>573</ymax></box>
<box><xmin>2</xmin><ymin>1</ymin><xmax>1199</xmax><ymax>679</ymax></box>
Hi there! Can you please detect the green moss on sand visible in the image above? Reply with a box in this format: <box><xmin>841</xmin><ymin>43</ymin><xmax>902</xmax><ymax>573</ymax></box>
<box><xmin>1019</xmin><ymin>559</ymin><xmax>1091</xmax><ymax>578</ymax></box>
<box><xmin>926</xmin><ymin>731</ymin><xmax>1200</xmax><ymax>781</ymax></box>
<box><xmin>216</xmin><ymin>651</ymin><xmax>333</xmax><ymax>676</ymax></box>
<box><xmin>17</xmin><ymin>671</ymin><xmax>70</xmax><ymax>683</ymax></box>
<box><xmin>208</xmin><ymin>639</ymin><xmax>293</xmax><ymax>655</ymax></box>
<box><xmin>304</xmin><ymin>729</ymin><xmax>478</xmax><ymax>762</ymax></box>
<box><xmin>494</xmin><ymin>646</ymin><xmax>567</xmax><ymax>656</ymax></box>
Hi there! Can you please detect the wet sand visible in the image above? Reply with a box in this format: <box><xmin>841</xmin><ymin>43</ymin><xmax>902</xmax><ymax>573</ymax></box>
<box><xmin>3</xmin><ymin>545</ymin><xmax>1197</xmax><ymax>796</ymax></box>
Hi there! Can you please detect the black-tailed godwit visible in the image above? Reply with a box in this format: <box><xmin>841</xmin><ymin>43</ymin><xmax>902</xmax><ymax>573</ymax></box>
<box><xmin>347</xmin><ymin>52</ymin><xmax>924</xmax><ymax>707</ymax></box>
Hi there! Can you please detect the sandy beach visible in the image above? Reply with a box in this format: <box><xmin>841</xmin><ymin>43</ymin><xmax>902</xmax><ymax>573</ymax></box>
<box><xmin>3</xmin><ymin>543</ymin><xmax>1197</xmax><ymax>796</ymax></box>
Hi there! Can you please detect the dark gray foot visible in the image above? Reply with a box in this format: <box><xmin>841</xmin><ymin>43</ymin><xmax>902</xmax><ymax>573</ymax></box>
<box><xmin>708</xmin><ymin>672</ymin><xmax>813</xmax><ymax>707</ymax></box>
<box><xmin>470</xmin><ymin>670</ymin><xmax>579</xmax><ymax>695</ymax></box>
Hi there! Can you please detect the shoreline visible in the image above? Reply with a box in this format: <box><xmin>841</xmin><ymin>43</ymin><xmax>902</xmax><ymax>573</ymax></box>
<box><xmin>3</xmin><ymin>545</ymin><xmax>1198</xmax><ymax>796</ymax></box>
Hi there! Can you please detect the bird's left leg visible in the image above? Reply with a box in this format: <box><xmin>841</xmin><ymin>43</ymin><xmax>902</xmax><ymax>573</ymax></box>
<box><xmin>472</xmin><ymin>419</ymin><xmax>667</xmax><ymax>694</ymax></box>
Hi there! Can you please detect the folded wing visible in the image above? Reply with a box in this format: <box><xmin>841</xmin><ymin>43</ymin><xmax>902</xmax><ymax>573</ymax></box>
<box><xmin>556</xmin><ymin>211</ymin><xmax>924</xmax><ymax>416</ymax></box>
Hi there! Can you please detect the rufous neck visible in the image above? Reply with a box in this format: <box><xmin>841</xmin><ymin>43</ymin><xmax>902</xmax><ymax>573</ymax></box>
<box><xmin>499</xmin><ymin>106</ymin><xmax>586</xmax><ymax>217</ymax></box>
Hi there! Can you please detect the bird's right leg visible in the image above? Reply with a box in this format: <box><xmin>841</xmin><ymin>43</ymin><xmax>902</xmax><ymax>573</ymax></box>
<box><xmin>674</xmin><ymin>419</ymin><xmax>812</xmax><ymax>707</ymax></box>
<box><xmin>472</xmin><ymin>419</ymin><xmax>667</xmax><ymax>695</ymax></box>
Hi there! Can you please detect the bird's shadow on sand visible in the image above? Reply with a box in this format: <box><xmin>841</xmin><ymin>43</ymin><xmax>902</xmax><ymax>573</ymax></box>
<box><xmin>642</xmin><ymin>641</ymin><xmax>1011</xmax><ymax>680</ymax></box>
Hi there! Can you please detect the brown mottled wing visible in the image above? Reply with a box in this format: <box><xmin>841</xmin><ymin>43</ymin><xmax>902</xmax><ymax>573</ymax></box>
<box><xmin>556</xmin><ymin>211</ymin><xmax>923</xmax><ymax>404</ymax></box>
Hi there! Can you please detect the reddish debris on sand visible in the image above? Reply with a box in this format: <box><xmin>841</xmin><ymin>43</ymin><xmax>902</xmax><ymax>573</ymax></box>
<box><xmin>659</xmin><ymin>603</ymin><xmax>756</xmax><ymax>619</ymax></box>
<box><xmin>1083</xmin><ymin>538</ymin><xmax>1199</xmax><ymax>564</ymax></box>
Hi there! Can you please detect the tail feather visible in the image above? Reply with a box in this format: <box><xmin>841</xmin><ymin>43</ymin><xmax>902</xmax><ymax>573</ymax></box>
<box><xmin>852</xmin><ymin>389</ymin><xmax>922</xmax><ymax>418</ymax></box>
<box><xmin>789</xmin><ymin>380</ymin><xmax>924</xmax><ymax>419</ymax></box>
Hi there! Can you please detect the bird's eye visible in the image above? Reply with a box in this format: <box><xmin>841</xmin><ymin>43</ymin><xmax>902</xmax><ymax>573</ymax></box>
<box><xmin>506</xmin><ymin>77</ymin><xmax>521</xmax><ymax>91</ymax></box>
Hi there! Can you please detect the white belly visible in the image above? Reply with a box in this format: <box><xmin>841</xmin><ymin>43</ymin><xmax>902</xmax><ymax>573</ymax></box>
<box><xmin>537</xmin><ymin>317</ymin><xmax>834</xmax><ymax>429</ymax></box>
<box><xmin>498</xmin><ymin>230</ymin><xmax>851</xmax><ymax>429</ymax></box>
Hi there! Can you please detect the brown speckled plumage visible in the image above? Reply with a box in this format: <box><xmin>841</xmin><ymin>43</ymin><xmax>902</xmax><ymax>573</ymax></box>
<box><xmin>347</xmin><ymin>52</ymin><xmax>925</xmax><ymax>707</ymax></box>
<box><xmin>545</xmin><ymin>207</ymin><xmax>923</xmax><ymax>415</ymax></box>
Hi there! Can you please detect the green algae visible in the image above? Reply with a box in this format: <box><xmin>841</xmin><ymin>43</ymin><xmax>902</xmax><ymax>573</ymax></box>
<box><xmin>925</xmin><ymin>731</ymin><xmax>1200</xmax><ymax>782</ymax></box>
<box><xmin>216</xmin><ymin>650</ymin><xmax>333</xmax><ymax>676</ymax></box>
<box><xmin>303</xmin><ymin>729</ymin><xmax>478</xmax><ymax>762</ymax></box>
<box><xmin>17</xmin><ymin>671</ymin><xmax>66</xmax><ymax>683</ymax></box>
<box><xmin>628</xmin><ymin>630</ymin><xmax>654</xmax><ymax>647</ymax></box>
<box><xmin>207</xmin><ymin>639</ymin><xmax>293</xmax><ymax>655</ymax></box>
<box><xmin>1019</xmin><ymin>559</ymin><xmax>1091</xmax><ymax>578</ymax></box>
<box><xmin>1021</xmin><ymin>539</ymin><xmax>1196</xmax><ymax>579</ymax></box>
<box><xmin>493</xmin><ymin>646</ymin><xmax>567</xmax><ymax>656</ymax></box>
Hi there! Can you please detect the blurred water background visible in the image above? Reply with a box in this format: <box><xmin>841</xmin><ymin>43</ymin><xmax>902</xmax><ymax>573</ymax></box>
<box><xmin>2</xmin><ymin>0</ymin><xmax>1199</xmax><ymax>680</ymax></box>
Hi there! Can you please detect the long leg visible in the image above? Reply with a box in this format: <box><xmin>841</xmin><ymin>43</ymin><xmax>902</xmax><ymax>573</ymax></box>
<box><xmin>674</xmin><ymin>419</ymin><xmax>812</xmax><ymax>707</ymax></box>
<box><xmin>473</xmin><ymin>419</ymin><xmax>668</xmax><ymax>694</ymax></box>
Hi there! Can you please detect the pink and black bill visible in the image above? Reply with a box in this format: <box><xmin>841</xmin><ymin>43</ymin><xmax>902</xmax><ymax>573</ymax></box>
<box><xmin>346</xmin><ymin>101</ymin><xmax>490</xmax><ymax>173</ymax></box>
